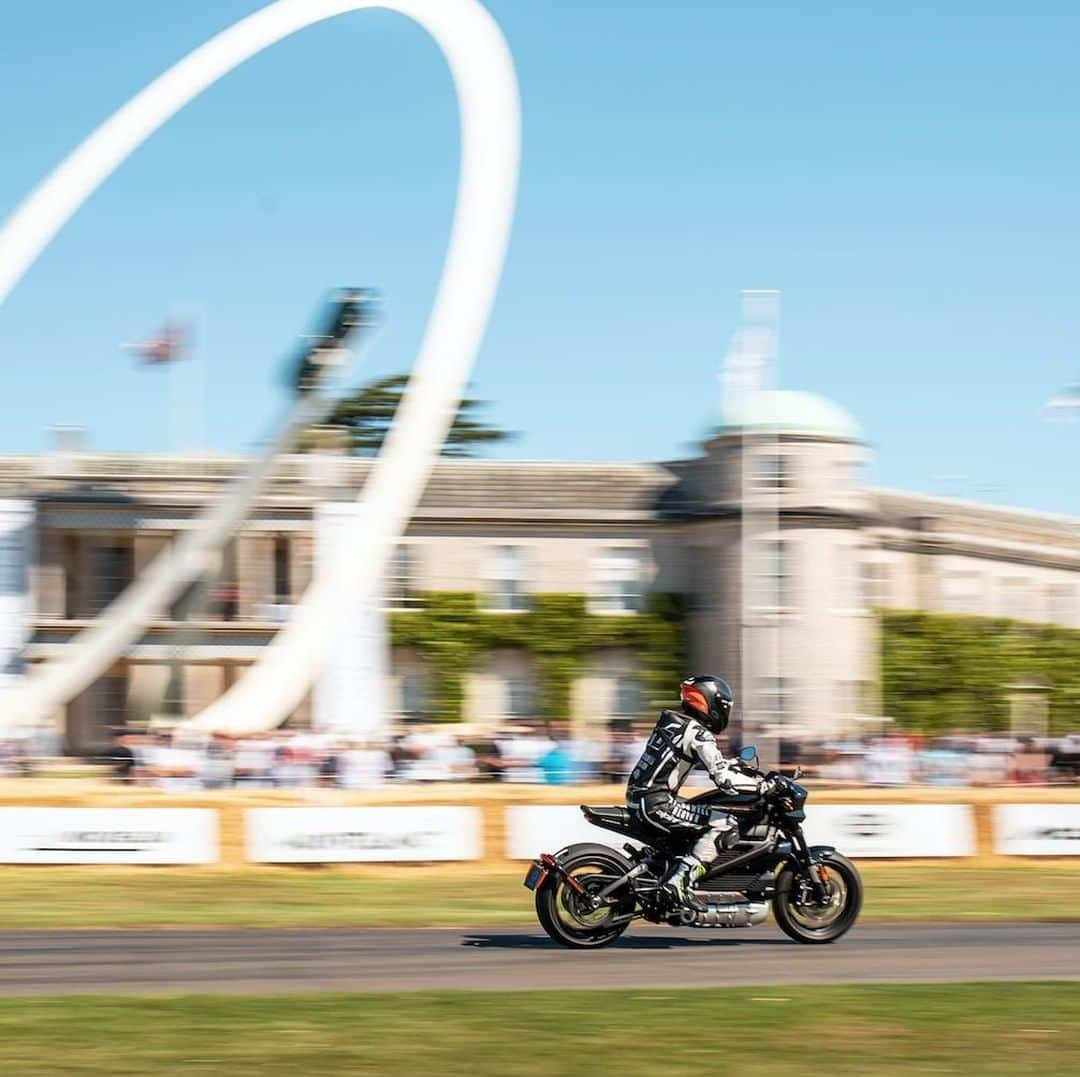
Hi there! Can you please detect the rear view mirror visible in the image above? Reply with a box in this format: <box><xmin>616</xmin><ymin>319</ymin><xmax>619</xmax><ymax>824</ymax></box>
<box><xmin>738</xmin><ymin>745</ymin><xmax>758</xmax><ymax>762</ymax></box>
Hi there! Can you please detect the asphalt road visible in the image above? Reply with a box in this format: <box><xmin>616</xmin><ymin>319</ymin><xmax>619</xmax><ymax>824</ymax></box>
<box><xmin>0</xmin><ymin>922</ymin><xmax>1074</xmax><ymax>995</ymax></box>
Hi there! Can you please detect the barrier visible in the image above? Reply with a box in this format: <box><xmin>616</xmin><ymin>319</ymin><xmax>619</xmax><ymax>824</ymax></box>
<box><xmin>245</xmin><ymin>806</ymin><xmax>483</xmax><ymax>863</ymax></box>
<box><xmin>993</xmin><ymin>804</ymin><xmax>1080</xmax><ymax>856</ymax></box>
<box><xmin>802</xmin><ymin>804</ymin><xmax>976</xmax><ymax>858</ymax></box>
<box><xmin>507</xmin><ymin>803</ymin><xmax>979</xmax><ymax>860</ymax></box>
<box><xmin>505</xmin><ymin>805</ymin><xmax>638</xmax><ymax>860</ymax></box>
<box><xmin>0</xmin><ymin>791</ymin><xmax>1073</xmax><ymax>864</ymax></box>
<box><xmin>0</xmin><ymin>807</ymin><xmax>217</xmax><ymax>864</ymax></box>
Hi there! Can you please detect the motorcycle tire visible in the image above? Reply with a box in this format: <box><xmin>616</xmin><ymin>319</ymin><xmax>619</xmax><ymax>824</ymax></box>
<box><xmin>535</xmin><ymin>843</ymin><xmax>636</xmax><ymax>949</ymax></box>
<box><xmin>772</xmin><ymin>851</ymin><xmax>862</xmax><ymax>944</ymax></box>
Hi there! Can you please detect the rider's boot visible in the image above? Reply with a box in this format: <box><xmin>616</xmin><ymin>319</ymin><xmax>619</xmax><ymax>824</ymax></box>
<box><xmin>660</xmin><ymin>856</ymin><xmax>707</xmax><ymax>913</ymax></box>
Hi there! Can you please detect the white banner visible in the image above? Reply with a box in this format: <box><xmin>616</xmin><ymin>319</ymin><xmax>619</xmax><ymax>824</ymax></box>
<box><xmin>313</xmin><ymin>502</ymin><xmax>389</xmax><ymax>740</ymax></box>
<box><xmin>0</xmin><ymin>499</ymin><xmax>33</xmax><ymax>686</ymax></box>
<box><xmin>505</xmin><ymin>805</ymin><xmax>639</xmax><ymax>860</ymax></box>
<box><xmin>0</xmin><ymin>808</ymin><xmax>217</xmax><ymax>864</ymax></box>
<box><xmin>993</xmin><ymin>804</ymin><xmax>1080</xmax><ymax>856</ymax></box>
<box><xmin>245</xmin><ymin>807</ymin><xmax>482</xmax><ymax>863</ymax></box>
<box><xmin>507</xmin><ymin>803</ymin><xmax>977</xmax><ymax>860</ymax></box>
<box><xmin>803</xmin><ymin>804</ymin><xmax>976</xmax><ymax>858</ymax></box>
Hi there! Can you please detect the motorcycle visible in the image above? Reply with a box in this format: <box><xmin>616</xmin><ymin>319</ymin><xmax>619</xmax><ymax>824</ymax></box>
<box><xmin>524</xmin><ymin>746</ymin><xmax>863</xmax><ymax>948</ymax></box>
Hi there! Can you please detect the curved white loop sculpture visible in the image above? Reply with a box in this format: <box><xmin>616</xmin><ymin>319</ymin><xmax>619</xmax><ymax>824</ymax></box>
<box><xmin>0</xmin><ymin>0</ymin><xmax>520</xmax><ymax>733</ymax></box>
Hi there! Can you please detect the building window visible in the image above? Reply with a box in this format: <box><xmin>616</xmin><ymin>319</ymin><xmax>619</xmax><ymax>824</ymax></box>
<box><xmin>999</xmin><ymin>578</ymin><xmax>1031</xmax><ymax>621</ymax></box>
<box><xmin>487</xmin><ymin>546</ymin><xmax>529</xmax><ymax>611</ymax></box>
<box><xmin>860</xmin><ymin>560</ymin><xmax>894</xmax><ymax>608</ymax></box>
<box><xmin>506</xmin><ymin>676</ymin><xmax>536</xmax><ymax>719</ymax></box>
<box><xmin>1047</xmin><ymin>584</ymin><xmax>1076</xmax><ymax>626</ymax></box>
<box><xmin>386</xmin><ymin>545</ymin><xmax>421</xmax><ymax>611</ymax></box>
<box><xmin>89</xmin><ymin>544</ymin><xmax>134</xmax><ymax>616</ymax></box>
<box><xmin>942</xmin><ymin>572</ymin><xmax>984</xmax><ymax>615</ymax></box>
<box><xmin>400</xmin><ymin>673</ymin><xmax>427</xmax><ymax>719</ymax></box>
<box><xmin>612</xmin><ymin>677</ymin><xmax>644</xmax><ymax>718</ymax></box>
<box><xmin>591</xmin><ymin>548</ymin><xmax>644</xmax><ymax>614</ymax></box>
<box><xmin>833</xmin><ymin>545</ymin><xmax>862</xmax><ymax>611</ymax></box>
<box><xmin>836</xmin><ymin>457</ymin><xmax>865</xmax><ymax>492</ymax></box>
<box><xmin>99</xmin><ymin>672</ymin><xmax>129</xmax><ymax>728</ymax></box>
<box><xmin>273</xmin><ymin>536</ymin><xmax>291</xmax><ymax>602</ymax></box>
<box><xmin>752</xmin><ymin>454</ymin><xmax>791</xmax><ymax>491</ymax></box>
<box><xmin>756</xmin><ymin>677</ymin><xmax>793</xmax><ymax>724</ymax></box>
<box><xmin>753</xmin><ymin>539</ymin><xmax>789</xmax><ymax>609</ymax></box>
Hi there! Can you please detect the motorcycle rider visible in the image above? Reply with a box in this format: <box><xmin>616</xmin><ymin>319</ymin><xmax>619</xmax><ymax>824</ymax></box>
<box><xmin>626</xmin><ymin>674</ymin><xmax>767</xmax><ymax>912</ymax></box>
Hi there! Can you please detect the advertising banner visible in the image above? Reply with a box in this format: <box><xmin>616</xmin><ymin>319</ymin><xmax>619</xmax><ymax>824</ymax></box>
<box><xmin>507</xmin><ymin>803</ymin><xmax>976</xmax><ymax>860</ymax></box>
<box><xmin>993</xmin><ymin>804</ymin><xmax>1080</xmax><ymax>856</ymax></box>
<box><xmin>313</xmin><ymin>502</ymin><xmax>389</xmax><ymax>740</ymax></box>
<box><xmin>505</xmin><ymin>805</ymin><xmax>641</xmax><ymax>860</ymax></box>
<box><xmin>0</xmin><ymin>808</ymin><xmax>218</xmax><ymax>864</ymax></box>
<box><xmin>245</xmin><ymin>807</ymin><xmax>483</xmax><ymax>863</ymax></box>
<box><xmin>803</xmin><ymin>804</ymin><xmax>976</xmax><ymax>858</ymax></box>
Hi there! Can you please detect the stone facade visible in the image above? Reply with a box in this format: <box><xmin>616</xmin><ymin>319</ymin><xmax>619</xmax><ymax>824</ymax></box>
<box><xmin>3</xmin><ymin>392</ymin><xmax>1077</xmax><ymax>753</ymax></box>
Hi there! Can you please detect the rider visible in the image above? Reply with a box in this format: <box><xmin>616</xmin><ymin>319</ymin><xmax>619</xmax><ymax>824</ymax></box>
<box><xmin>626</xmin><ymin>674</ymin><xmax>766</xmax><ymax>912</ymax></box>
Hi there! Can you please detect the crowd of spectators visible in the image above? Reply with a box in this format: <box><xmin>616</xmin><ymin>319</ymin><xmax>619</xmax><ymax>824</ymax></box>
<box><xmin>784</xmin><ymin>732</ymin><xmax>1080</xmax><ymax>787</ymax></box>
<box><xmin>101</xmin><ymin>723</ymin><xmax>636</xmax><ymax>790</ymax></box>
<box><xmin>89</xmin><ymin>724</ymin><xmax>1080</xmax><ymax>791</ymax></box>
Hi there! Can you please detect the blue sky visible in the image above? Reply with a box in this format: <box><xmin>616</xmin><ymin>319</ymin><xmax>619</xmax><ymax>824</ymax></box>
<box><xmin>0</xmin><ymin>1</ymin><xmax>1077</xmax><ymax>514</ymax></box>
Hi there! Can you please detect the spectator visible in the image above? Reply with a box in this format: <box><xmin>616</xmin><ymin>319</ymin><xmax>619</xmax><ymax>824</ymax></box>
<box><xmin>1011</xmin><ymin>737</ymin><xmax>1049</xmax><ymax>785</ymax></box>
<box><xmin>338</xmin><ymin>740</ymin><xmax>392</xmax><ymax>789</ymax></box>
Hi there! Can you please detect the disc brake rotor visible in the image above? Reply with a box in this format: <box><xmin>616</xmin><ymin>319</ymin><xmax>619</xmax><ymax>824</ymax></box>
<box><xmin>554</xmin><ymin>868</ymin><xmax>617</xmax><ymax>930</ymax></box>
<box><xmin>789</xmin><ymin>874</ymin><xmax>847</xmax><ymax>928</ymax></box>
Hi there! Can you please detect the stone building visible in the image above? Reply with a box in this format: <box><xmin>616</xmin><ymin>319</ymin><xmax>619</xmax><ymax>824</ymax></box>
<box><xmin>2</xmin><ymin>390</ymin><xmax>1077</xmax><ymax>753</ymax></box>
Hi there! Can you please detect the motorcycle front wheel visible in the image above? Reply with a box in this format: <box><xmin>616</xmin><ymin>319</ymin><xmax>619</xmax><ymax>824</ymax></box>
<box><xmin>535</xmin><ymin>843</ymin><xmax>636</xmax><ymax>949</ymax></box>
<box><xmin>772</xmin><ymin>851</ymin><xmax>862</xmax><ymax>944</ymax></box>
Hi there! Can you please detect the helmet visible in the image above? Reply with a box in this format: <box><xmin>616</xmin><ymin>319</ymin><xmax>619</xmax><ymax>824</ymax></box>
<box><xmin>679</xmin><ymin>674</ymin><xmax>734</xmax><ymax>733</ymax></box>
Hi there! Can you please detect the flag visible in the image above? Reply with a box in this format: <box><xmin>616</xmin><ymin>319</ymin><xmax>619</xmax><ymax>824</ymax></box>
<box><xmin>126</xmin><ymin>321</ymin><xmax>189</xmax><ymax>364</ymax></box>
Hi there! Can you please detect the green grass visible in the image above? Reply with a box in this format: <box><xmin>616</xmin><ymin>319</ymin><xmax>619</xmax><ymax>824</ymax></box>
<box><xmin>0</xmin><ymin>984</ymin><xmax>1076</xmax><ymax>1075</ymax></box>
<box><xmin>0</xmin><ymin>861</ymin><xmax>1075</xmax><ymax>929</ymax></box>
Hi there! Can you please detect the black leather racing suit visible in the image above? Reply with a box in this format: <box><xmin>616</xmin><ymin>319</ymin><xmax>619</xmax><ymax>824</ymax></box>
<box><xmin>626</xmin><ymin>709</ymin><xmax>761</xmax><ymax>868</ymax></box>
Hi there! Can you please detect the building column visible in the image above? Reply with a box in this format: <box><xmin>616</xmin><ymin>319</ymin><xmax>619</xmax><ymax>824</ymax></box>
<box><xmin>235</xmin><ymin>534</ymin><xmax>274</xmax><ymax>618</ymax></box>
<box><xmin>33</xmin><ymin>529</ymin><xmax>66</xmax><ymax>618</ymax></box>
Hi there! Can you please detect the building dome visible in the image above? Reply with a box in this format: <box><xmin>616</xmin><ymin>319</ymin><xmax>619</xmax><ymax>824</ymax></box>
<box><xmin>720</xmin><ymin>389</ymin><xmax>863</xmax><ymax>442</ymax></box>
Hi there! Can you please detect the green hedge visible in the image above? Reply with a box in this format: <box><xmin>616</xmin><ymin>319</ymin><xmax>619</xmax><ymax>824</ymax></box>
<box><xmin>389</xmin><ymin>592</ymin><xmax>686</xmax><ymax>723</ymax></box>
<box><xmin>881</xmin><ymin>609</ymin><xmax>1080</xmax><ymax>734</ymax></box>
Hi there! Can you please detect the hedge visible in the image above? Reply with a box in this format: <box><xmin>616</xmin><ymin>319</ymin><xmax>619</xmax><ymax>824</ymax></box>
<box><xmin>881</xmin><ymin>609</ymin><xmax>1080</xmax><ymax>734</ymax></box>
<box><xmin>389</xmin><ymin>592</ymin><xmax>686</xmax><ymax>723</ymax></box>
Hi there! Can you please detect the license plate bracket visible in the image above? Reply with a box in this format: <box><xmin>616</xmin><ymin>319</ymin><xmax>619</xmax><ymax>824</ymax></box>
<box><xmin>523</xmin><ymin>861</ymin><xmax>548</xmax><ymax>891</ymax></box>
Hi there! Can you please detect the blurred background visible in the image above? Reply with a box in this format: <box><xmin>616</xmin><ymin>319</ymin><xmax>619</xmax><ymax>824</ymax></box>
<box><xmin>0</xmin><ymin>4</ymin><xmax>1077</xmax><ymax>1072</ymax></box>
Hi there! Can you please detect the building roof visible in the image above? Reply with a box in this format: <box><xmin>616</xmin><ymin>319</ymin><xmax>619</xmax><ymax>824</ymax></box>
<box><xmin>720</xmin><ymin>389</ymin><xmax>863</xmax><ymax>442</ymax></box>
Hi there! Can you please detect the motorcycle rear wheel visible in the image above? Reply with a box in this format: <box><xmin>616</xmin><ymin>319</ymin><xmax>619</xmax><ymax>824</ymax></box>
<box><xmin>535</xmin><ymin>844</ymin><xmax>636</xmax><ymax>949</ymax></box>
<box><xmin>772</xmin><ymin>851</ymin><xmax>862</xmax><ymax>944</ymax></box>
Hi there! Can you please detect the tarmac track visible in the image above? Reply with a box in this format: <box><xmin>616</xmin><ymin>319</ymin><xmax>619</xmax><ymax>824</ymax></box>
<box><xmin>0</xmin><ymin>922</ymin><xmax>1075</xmax><ymax>995</ymax></box>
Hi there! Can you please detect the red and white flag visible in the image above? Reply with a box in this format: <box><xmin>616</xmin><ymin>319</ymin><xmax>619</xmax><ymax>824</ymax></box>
<box><xmin>126</xmin><ymin>320</ymin><xmax>189</xmax><ymax>364</ymax></box>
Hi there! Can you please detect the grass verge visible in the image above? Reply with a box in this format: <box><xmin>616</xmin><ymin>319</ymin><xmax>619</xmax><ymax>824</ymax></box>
<box><xmin>0</xmin><ymin>984</ymin><xmax>1077</xmax><ymax>1075</ymax></box>
<box><xmin>0</xmin><ymin>861</ymin><xmax>1075</xmax><ymax>929</ymax></box>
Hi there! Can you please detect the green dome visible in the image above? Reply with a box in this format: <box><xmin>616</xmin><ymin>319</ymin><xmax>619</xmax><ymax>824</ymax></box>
<box><xmin>721</xmin><ymin>390</ymin><xmax>863</xmax><ymax>442</ymax></box>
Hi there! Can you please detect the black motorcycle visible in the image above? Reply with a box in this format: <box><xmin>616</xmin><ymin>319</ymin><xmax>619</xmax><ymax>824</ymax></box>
<box><xmin>524</xmin><ymin>746</ymin><xmax>862</xmax><ymax>948</ymax></box>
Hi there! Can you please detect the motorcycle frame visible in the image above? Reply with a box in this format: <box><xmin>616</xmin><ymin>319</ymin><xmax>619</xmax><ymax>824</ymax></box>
<box><xmin>572</xmin><ymin>787</ymin><xmax>835</xmax><ymax>915</ymax></box>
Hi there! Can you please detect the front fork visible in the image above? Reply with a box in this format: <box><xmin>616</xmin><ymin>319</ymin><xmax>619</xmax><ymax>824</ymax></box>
<box><xmin>790</xmin><ymin>831</ymin><xmax>831</xmax><ymax>904</ymax></box>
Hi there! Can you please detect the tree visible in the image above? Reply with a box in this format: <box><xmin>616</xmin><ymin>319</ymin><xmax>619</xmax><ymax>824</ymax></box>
<box><xmin>318</xmin><ymin>373</ymin><xmax>513</xmax><ymax>457</ymax></box>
